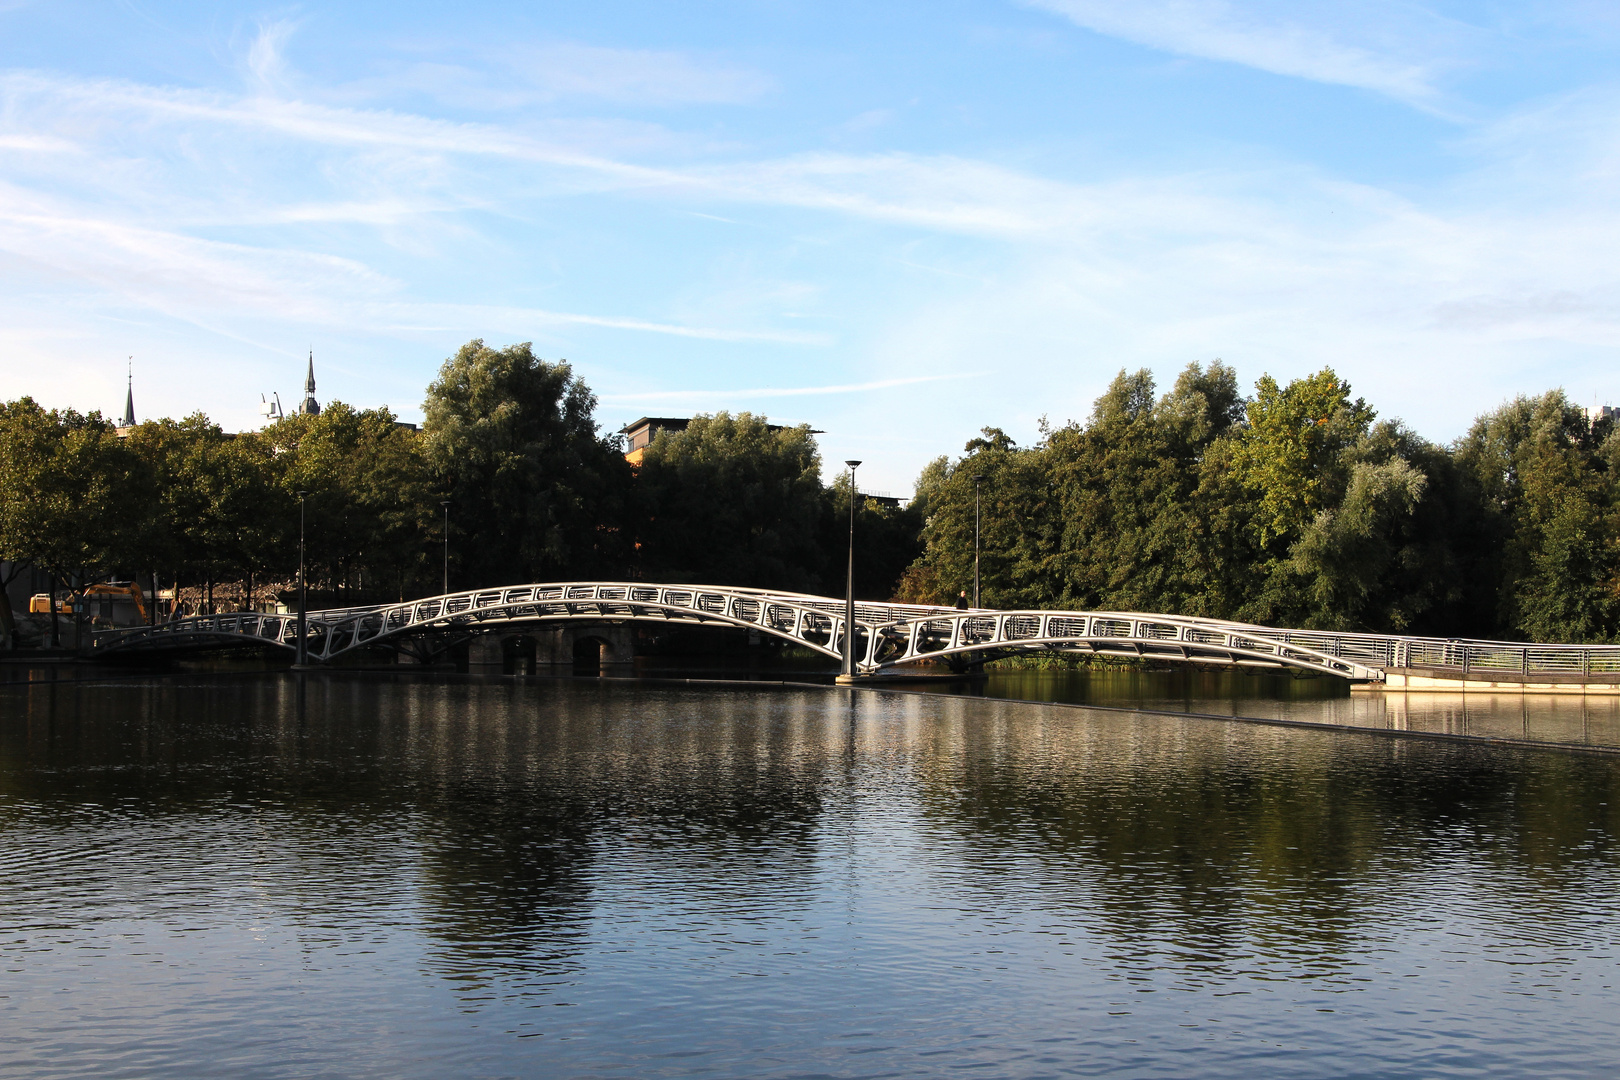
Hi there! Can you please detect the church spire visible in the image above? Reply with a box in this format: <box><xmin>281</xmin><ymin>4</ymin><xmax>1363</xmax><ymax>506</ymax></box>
<box><xmin>298</xmin><ymin>350</ymin><xmax>321</xmax><ymax>416</ymax></box>
<box><xmin>121</xmin><ymin>358</ymin><xmax>136</xmax><ymax>428</ymax></box>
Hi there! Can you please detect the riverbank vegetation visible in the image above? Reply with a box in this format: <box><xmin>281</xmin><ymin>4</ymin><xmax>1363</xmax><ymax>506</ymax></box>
<box><xmin>904</xmin><ymin>362</ymin><xmax>1620</xmax><ymax>644</ymax></box>
<box><xmin>0</xmin><ymin>340</ymin><xmax>918</xmax><ymax>644</ymax></box>
<box><xmin>2</xmin><ymin>340</ymin><xmax>1615</xmax><ymax>645</ymax></box>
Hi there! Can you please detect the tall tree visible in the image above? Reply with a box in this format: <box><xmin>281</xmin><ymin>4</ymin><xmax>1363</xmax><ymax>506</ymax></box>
<box><xmin>1231</xmin><ymin>368</ymin><xmax>1375</xmax><ymax>549</ymax></box>
<box><xmin>1455</xmin><ymin>391</ymin><xmax>1620</xmax><ymax>641</ymax></box>
<box><xmin>126</xmin><ymin>413</ymin><xmax>278</xmax><ymax>610</ymax></box>
<box><xmin>824</xmin><ymin>472</ymin><xmax>925</xmax><ymax>601</ymax></box>
<box><xmin>0</xmin><ymin>398</ymin><xmax>57</xmax><ymax>646</ymax></box>
<box><xmin>904</xmin><ymin>426</ymin><xmax>1058</xmax><ymax>608</ymax></box>
<box><xmin>635</xmin><ymin>412</ymin><xmax>827</xmax><ymax>590</ymax></box>
<box><xmin>263</xmin><ymin>403</ymin><xmax>431</xmax><ymax>603</ymax></box>
<box><xmin>903</xmin><ymin>362</ymin><xmax>1248</xmax><ymax>614</ymax></box>
<box><xmin>0</xmin><ymin>401</ymin><xmax>144</xmax><ymax>645</ymax></box>
<box><xmin>422</xmin><ymin>341</ymin><xmax>631</xmax><ymax>587</ymax></box>
<box><xmin>1045</xmin><ymin>363</ymin><xmax>1249</xmax><ymax>615</ymax></box>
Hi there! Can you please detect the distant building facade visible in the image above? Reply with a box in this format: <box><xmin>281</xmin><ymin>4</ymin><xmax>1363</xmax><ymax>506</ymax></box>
<box><xmin>619</xmin><ymin>415</ymin><xmax>828</xmax><ymax>466</ymax></box>
<box><xmin>621</xmin><ymin>416</ymin><xmax>693</xmax><ymax>466</ymax></box>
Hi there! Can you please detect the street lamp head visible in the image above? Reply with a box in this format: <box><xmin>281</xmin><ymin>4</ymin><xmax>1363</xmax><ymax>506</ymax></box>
<box><xmin>845</xmin><ymin>460</ymin><xmax>862</xmax><ymax>469</ymax></box>
<box><xmin>973</xmin><ymin>474</ymin><xmax>985</xmax><ymax>484</ymax></box>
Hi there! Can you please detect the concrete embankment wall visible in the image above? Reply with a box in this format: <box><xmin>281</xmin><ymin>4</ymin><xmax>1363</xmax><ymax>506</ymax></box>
<box><xmin>1360</xmin><ymin>667</ymin><xmax>1620</xmax><ymax>695</ymax></box>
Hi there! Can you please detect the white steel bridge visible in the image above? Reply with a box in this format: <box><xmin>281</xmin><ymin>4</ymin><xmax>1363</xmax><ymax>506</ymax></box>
<box><xmin>87</xmin><ymin>580</ymin><xmax>1620</xmax><ymax>684</ymax></box>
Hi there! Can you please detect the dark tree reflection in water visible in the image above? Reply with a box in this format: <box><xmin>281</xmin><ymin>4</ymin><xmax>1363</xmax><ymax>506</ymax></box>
<box><xmin>910</xmin><ymin>700</ymin><xmax>1620</xmax><ymax>1001</ymax></box>
<box><xmin>1</xmin><ymin>672</ymin><xmax>1618</xmax><ymax>1079</ymax></box>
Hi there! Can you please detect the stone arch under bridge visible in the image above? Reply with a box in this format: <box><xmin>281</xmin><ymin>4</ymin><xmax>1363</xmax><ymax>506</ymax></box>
<box><xmin>464</xmin><ymin>624</ymin><xmax>636</xmax><ymax>674</ymax></box>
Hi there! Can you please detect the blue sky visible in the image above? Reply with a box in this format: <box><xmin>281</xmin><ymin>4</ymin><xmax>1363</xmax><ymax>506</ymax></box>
<box><xmin>3</xmin><ymin>1</ymin><xmax>1619</xmax><ymax>493</ymax></box>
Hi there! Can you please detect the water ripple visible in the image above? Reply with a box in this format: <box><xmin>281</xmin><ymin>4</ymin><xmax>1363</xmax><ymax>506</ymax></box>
<box><xmin>2</xmin><ymin>676</ymin><xmax>1619</xmax><ymax>1078</ymax></box>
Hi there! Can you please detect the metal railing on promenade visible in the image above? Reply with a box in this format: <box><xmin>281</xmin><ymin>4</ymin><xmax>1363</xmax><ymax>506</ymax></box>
<box><xmin>1203</xmin><ymin>623</ymin><xmax>1620</xmax><ymax>680</ymax></box>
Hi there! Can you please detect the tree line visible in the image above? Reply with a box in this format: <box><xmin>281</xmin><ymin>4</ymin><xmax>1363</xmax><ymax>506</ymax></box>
<box><xmin>1</xmin><ymin>339</ymin><xmax>1615</xmax><ymax>647</ymax></box>
<box><xmin>901</xmin><ymin>362</ymin><xmax>1620</xmax><ymax>644</ymax></box>
<box><xmin>0</xmin><ymin>340</ymin><xmax>920</xmax><ymax>646</ymax></box>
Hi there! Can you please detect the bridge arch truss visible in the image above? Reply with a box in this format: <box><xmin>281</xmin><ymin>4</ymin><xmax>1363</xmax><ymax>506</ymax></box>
<box><xmin>93</xmin><ymin>582</ymin><xmax>1384</xmax><ymax>680</ymax></box>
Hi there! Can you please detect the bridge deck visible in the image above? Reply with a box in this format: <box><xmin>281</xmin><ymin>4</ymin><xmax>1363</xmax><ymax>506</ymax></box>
<box><xmin>89</xmin><ymin>582</ymin><xmax>1620</xmax><ymax>687</ymax></box>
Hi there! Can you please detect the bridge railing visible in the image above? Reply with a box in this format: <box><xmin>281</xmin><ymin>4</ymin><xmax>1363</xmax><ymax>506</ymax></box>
<box><xmin>90</xmin><ymin>581</ymin><xmax>1620</xmax><ymax>680</ymax></box>
<box><xmin>1237</xmin><ymin>627</ymin><xmax>1620</xmax><ymax>679</ymax></box>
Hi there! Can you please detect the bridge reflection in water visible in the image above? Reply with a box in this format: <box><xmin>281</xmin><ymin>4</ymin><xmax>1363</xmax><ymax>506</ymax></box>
<box><xmin>92</xmin><ymin>581</ymin><xmax>1620</xmax><ymax>691</ymax></box>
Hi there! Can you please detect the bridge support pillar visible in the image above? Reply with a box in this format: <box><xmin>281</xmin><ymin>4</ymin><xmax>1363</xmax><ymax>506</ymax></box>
<box><xmin>525</xmin><ymin>629</ymin><xmax>571</xmax><ymax>675</ymax></box>
<box><xmin>524</xmin><ymin>623</ymin><xmax>637</xmax><ymax>676</ymax></box>
<box><xmin>468</xmin><ymin>634</ymin><xmax>504</xmax><ymax>675</ymax></box>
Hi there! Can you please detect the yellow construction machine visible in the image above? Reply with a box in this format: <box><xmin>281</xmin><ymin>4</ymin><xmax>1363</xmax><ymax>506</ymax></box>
<box><xmin>29</xmin><ymin>581</ymin><xmax>151</xmax><ymax>625</ymax></box>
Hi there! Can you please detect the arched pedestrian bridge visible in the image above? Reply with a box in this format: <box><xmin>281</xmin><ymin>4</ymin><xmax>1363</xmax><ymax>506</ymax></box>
<box><xmin>91</xmin><ymin>580</ymin><xmax>1620</xmax><ymax>686</ymax></box>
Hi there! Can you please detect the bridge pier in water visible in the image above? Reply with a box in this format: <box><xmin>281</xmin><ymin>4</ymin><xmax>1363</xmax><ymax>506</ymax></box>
<box><xmin>465</xmin><ymin>624</ymin><xmax>636</xmax><ymax>676</ymax></box>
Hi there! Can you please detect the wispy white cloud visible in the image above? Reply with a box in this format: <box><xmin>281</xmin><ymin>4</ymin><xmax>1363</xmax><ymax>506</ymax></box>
<box><xmin>327</xmin><ymin>41</ymin><xmax>771</xmax><ymax>112</ymax></box>
<box><xmin>519</xmin><ymin>43</ymin><xmax>772</xmax><ymax>105</ymax></box>
<box><xmin>0</xmin><ymin>188</ymin><xmax>396</xmax><ymax>319</ymax></box>
<box><xmin>244</xmin><ymin>17</ymin><xmax>301</xmax><ymax>94</ymax></box>
<box><xmin>0</xmin><ymin>72</ymin><xmax>1208</xmax><ymax>241</ymax></box>
<box><xmin>1023</xmin><ymin>0</ymin><xmax>1466</xmax><ymax>107</ymax></box>
<box><xmin>0</xmin><ymin>133</ymin><xmax>78</xmax><ymax>152</ymax></box>
<box><xmin>0</xmin><ymin>72</ymin><xmax>650</xmax><ymax>177</ymax></box>
<box><xmin>5</xmin><ymin>53</ymin><xmax>1620</xmax><ymax>470</ymax></box>
<box><xmin>603</xmin><ymin>373</ymin><xmax>979</xmax><ymax>402</ymax></box>
<box><xmin>8</xmin><ymin>65</ymin><xmax>1620</xmax><ymax>338</ymax></box>
<box><xmin>0</xmin><ymin>202</ymin><xmax>830</xmax><ymax>346</ymax></box>
<box><xmin>384</xmin><ymin>304</ymin><xmax>832</xmax><ymax>345</ymax></box>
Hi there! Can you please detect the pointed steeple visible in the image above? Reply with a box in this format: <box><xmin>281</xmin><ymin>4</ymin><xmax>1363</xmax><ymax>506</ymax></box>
<box><xmin>121</xmin><ymin>358</ymin><xmax>136</xmax><ymax>428</ymax></box>
<box><xmin>298</xmin><ymin>350</ymin><xmax>321</xmax><ymax>416</ymax></box>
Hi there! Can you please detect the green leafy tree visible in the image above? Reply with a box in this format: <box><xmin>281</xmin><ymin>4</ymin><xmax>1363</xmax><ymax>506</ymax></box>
<box><xmin>905</xmin><ymin>362</ymin><xmax>1249</xmax><ymax>615</ymax></box>
<box><xmin>0</xmin><ymin>400</ymin><xmax>145</xmax><ymax>645</ymax></box>
<box><xmin>0</xmin><ymin>398</ymin><xmax>59</xmax><ymax>645</ymax></box>
<box><xmin>126</xmin><ymin>414</ymin><xmax>283</xmax><ymax>611</ymax></box>
<box><xmin>824</xmin><ymin>473</ymin><xmax>925</xmax><ymax>601</ymax></box>
<box><xmin>1280</xmin><ymin>416</ymin><xmax>1488</xmax><ymax>634</ymax></box>
<box><xmin>422</xmin><ymin>341</ymin><xmax>631</xmax><ymax>588</ymax></box>
<box><xmin>1233</xmin><ymin>369</ymin><xmax>1375</xmax><ymax>549</ymax></box>
<box><xmin>263</xmin><ymin>403</ymin><xmax>431</xmax><ymax>603</ymax></box>
<box><xmin>635</xmin><ymin>412</ymin><xmax>827</xmax><ymax>590</ymax></box>
<box><xmin>1045</xmin><ymin>363</ymin><xmax>1250</xmax><ymax>615</ymax></box>
<box><xmin>1453</xmin><ymin>391</ymin><xmax>1620</xmax><ymax>641</ymax></box>
<box><xmin>1517</xmin><ymin>493</ymin><xmax>1617</xmax><ymax>641</ymax></box>
<box><xmin>905</xmin><ymin>426</ymin><xmax>1060</xmax><ymax>609</ymax></box>
<box><xmin>892</xmin><ymin>455</ymin><xmax>952</xmax><ymax>603</ymax></box>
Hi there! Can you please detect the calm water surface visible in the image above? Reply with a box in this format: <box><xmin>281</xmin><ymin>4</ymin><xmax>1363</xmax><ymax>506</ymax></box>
<box><xmin>3</xmin><ymin>672</ymin><xmax>1619</xmax><ymax>1078</ymax></box>
<box><xmin>967</xmin><ymin>667</ymin><xmax>1620</xmax><ymax>749</ymax></box>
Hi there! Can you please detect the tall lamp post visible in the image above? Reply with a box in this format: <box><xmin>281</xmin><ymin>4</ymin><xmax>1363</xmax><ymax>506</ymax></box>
<box><xmin>296</xmin><ymin>491</ymin><xmax>308</xmax><ymax>667</ymax></box>
<box><xmin>842</xmin><ymin>459</ymin><xmax>862</xmax><ymax>678</ymax></box>
<box><xmin>973</xmin><ymin>474</ymin><xmax>985</xmax><ymax>609</ymax></box>
<box><xmin>441</xmin><ymin>500</ymin><xmax>451</xmax><ymax>595</ymax></box>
